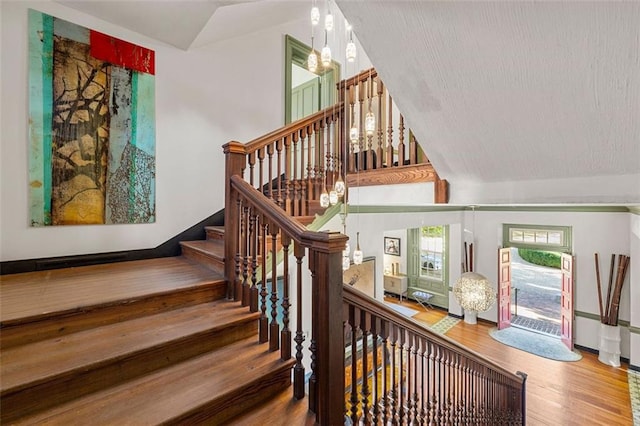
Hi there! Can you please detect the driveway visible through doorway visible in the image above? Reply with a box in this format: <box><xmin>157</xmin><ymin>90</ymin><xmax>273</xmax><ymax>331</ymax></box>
<box><xmin>510</xmin><ymin>248</ymin><xmax>561</xmax><ymax>336</ymax></box>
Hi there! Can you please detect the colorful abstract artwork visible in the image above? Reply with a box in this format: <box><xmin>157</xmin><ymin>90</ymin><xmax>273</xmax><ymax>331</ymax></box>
<box><xmin>28</xmin><ymin>10</ymin><xmax>156</xmax><ymax>226</ymax></box>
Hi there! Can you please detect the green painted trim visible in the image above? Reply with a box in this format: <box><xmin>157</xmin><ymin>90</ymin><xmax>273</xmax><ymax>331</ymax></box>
<box><xmin>306</xmin><ymin>202</ymin><xmax>343</xmax><ymax>232</ymax></box>
<box><xmin>574</xmin><ymin>310</ymin><xmax>630</xmax><ymax>327</ymax></box>
<box><xmin>502</xmin><ymin>223</ymin><xmax>572</xmax><ymax>253</ymax></box>
<box><xmin>348</xmin><ymin>205</ymin><xmax>463</xmax><ymax>214</ymax></box>
<box><xmin>628</xmin><ymin>326</ymin><xmax>640</xmax><ymax>335</ymax></box>
<box><xmin>284</xmin><ymin>35</ymin><xmax>340</xmax><ymax>125</ymax></box>
<box><xmin>346</xmin><ymin>205</ymin><xmax>633</xmax><ymax>214</ymax></box>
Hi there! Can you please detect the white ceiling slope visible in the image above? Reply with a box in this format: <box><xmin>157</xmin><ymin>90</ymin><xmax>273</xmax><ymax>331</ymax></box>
<box><xmin>336</xmin><ymin>1</ymin><xmax>640</xmax><ymax>187</ymax></box>
<box><xmin>57</xmin><ymin>0</ymin><xmax>307</xmax><ymax>50</ymax></box>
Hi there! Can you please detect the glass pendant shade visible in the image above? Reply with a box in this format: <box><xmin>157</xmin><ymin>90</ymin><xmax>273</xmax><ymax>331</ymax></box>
<box><xmin>342</xmin><ymin>255</ymin><xmax>351</xmax><ymax>271</ymax></box>
<box><xmin>365</xmin><ymin>110</ymin><xmax>375</xmax><ymax>135</ymax></box>
<box><xmin>334</xmin><ymin>178</ymin><xmax>345</xmax><ymax>197</ymax></box>
<box><xmin>325</xmin><ymin>12</ymin><xmax>334</xmax><ymax>31</ymax></box>
<box><xmin>353</xmin><ymin>232</ymin><xmax>363</xmax><ymax>265</ymax></box>
<box><xmin>329</xmin><ymin>190</ymin><xmax>338</xmax><ymax>205</ymax></box>
<box><xmin>346</xmin><ymin>41</ymin><xmax>356</xmax><ymax>63</ymax></box>
<box><xmin>311</xmin><ymin>7</ymin><xmax>320</xmax><ymax>25</ymax></box>
<box><xmin>308</xmin><ymin>52</ymin><xmax>318</xmax><ymax>73</ymax></box>
<box><xmin>343</xmin><ymin>241</ymin><xmax>350</xmax><ymax>257</ymax></box>
<box><xmin>349</xmin><ymin>125</ymin><xmax>359</xmax><ymax>145</ymax></box>
<box><xmin>320</xmin><ymin>190</ymin><xmax>330</xmax><ymax>208</ymax></box>
<box><xmin>321</xmin><ymin>45</ymin><xmax>331</xmax><ymax>67</ymax></box>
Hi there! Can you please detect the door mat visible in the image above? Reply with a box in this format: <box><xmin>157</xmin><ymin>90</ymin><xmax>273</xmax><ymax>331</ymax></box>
<box><xmin>489</xmin><ymin>327</ymin><xmax>582</xmax><ymax>362</ymax></box>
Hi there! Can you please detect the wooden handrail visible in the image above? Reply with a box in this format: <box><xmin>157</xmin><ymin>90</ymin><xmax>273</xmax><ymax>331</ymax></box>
<box><xmin>343</xmin><ymin>286</ymin><xmax>524</xmax><ymax>382</ymax></box>
<box><xmin>343</xmin><ymin>285</ymin><xmax>526</xmax><ymax>424</ymax></box>
<box><xmin>244</xmin><ymin>103</ymin><xmax>344</xmax><ymax>155</ymax></box>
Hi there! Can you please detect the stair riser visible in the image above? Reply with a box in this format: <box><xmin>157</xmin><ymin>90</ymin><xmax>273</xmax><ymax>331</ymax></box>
<box><xmin>0</xmin><ymin>282</ymin><xmax>226</xmax><ymax>349</ymax></box>
<box><xmin>182</xmin><ymin>246</ymin><xmax>224</xmax><ymax>275</ymax></box>
<box><xmin>169</xmin><ymin>360</ymin><xmax>294</xmax><ymax>425</ymax></box>
<box><xmin>205</xmin><ymin>228</ymin><xmax>225</xmax><ymax>241</ymax></box>
<box><xmin>1</xmin><ymin>319</ymin><xmax>258</xmax><ymax>423</ymax></box>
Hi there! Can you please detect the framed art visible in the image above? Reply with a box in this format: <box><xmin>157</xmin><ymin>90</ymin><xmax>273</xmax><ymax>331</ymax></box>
<box><xmin>384</xmin><ymin>237</ymin><xmax>401</xmax><ymax>256</ymax></box>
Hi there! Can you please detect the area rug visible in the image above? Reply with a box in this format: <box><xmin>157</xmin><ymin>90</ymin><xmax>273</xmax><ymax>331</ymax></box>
<box><xmin>385</xmin><ymin>303</ymin><xmax>419</xmax><ymax>318</ymax></box>
<box><xmin>489</xmin><ymin>327</ymin><xmax>582</xmax><ymax>362</ymax></box>
<box><xmin>629</xmin><ymin>370</ymin><xmax>640</xmax><ymax>425</ymax></box>
<box><xmin>429</xmin><ymin>316</ymin><xmax>461</xmax><ymax>335</ymax></box>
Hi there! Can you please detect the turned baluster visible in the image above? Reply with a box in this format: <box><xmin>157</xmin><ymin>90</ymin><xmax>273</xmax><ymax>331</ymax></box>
<box><xmin>291</xmin><ymin>131</ymin><xmax>300</xmax><ymax>215</ymax></box>
<box><xmin>366</xmin><ymin>74</ymin><xmax>374</xmax><ymax>169</ymax></box>
<box><xmin>358</xmin><ymin>77</ymin><xmax>365</xmax><ymax>169</ymax></box>
<box><xmin>348</xmin><ymin>305</ymin><xmax>359</xmax><ymax>424</ymax></box>
<box><xmin>376</xmin><ymin>77</ymin><xmax>385</xmax><ymax>169</ymax></box>
<box><xmin>280</xmin><ymin>234</ymin><xmax>291</xmax><ymax>361</ymax></box>
<box><xmin>284</xmin><ymin>135</ymin><xmax>292</xmax><ymax>215</ymax></box>
<box><xmin>307</xmin><ymin>251</ymin><xmax>317</xmax><ymax>413</ymax></box>
<box><xmin>258</xmin><ymin>216</ymin><xmax>269</xmax><ymax>343</ymax></box>
<box><xmin>389</xmin><ymin>325</ymin><xmax>398</xmax><ymax>421</ymax></box>
<box><xmin>409</xmin><ymin>131</ymin><xmax>418</xmax><ymax>165</ymax></box>
<box><xmin>397</xmin><ymin>328</ymin><xmax>405</xmax><ymax>421</ymax></box>
<box><xmin>360</xmin><ymin>310</ymin><xmax>371</xmax><ymax>423</ymax></box>
<box><xmin>348</xmin><ymin>85</ymin><xmax>357</xmax><ymax>173</ymax></box>
<box><xmin>305</xmin><ymin>124</ymin><xmax>313</xmax><ymax>202</ymax></box>
<box><xmin>315</xmin><ymin>120</ymin><xmax>323</xmax><ymax>197</ymax></box>
<box><xmin>233</xmin><ymin>196</ymin><xmax>243</xmax><ymax>302</ymax></box>
<box><xmin>370</xmin><ymin>316</ymin><xmax>381</xmax><ymax>424</ymax></box>
<box><xmin>387</xmin><ymin>93</ymin><xmax>394</xmax><ymax>167</ymax></box>
<box><xmin>275</xmin><ymin>138</ymin><xmax>283</xmax><ymax>207</ymax></box>
<box><xmin>380</xmin><ymin>320</ymin><xmax>390</xmax><ymax>424</ymax></box>
<box><xmin>248</xmin><ymin>151</ymin><xmax>256</xmax><ymax>188</ymax></box>
<box><xmin>293</xmin><ymin>242</ymin><xmax>306</xmax><ymax>399</ymax></box>
<box><xmin>398</xmin><ymin>114</ymin><xmax>406</xmax><ymax>167</ymax></box>
<box><xmin>269</xmin><ymin>223</ymin><xmax>280</xmax><ymax>352</ymax></box>
<box><xmin>241</xmin><ymin>205</ymin><xmax>250</xmax><ymax>307</ymax></box>
<box><xmin>267</xmin><ymin>143</ymin><xmax>274</xmax><ymax>200</ymax></box>
<box><xmin>257</xmin><ymin>147</ymin><xmax>265</xmax><ymax>194</ymax></box>
<box><xmin>249</xmin><ymin>211</ymin><xmax>258</xmax><ymax>312</ymax></box>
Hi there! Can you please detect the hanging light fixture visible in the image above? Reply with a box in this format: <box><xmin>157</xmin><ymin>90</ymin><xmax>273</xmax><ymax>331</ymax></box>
<box><xmin>310</xmin><ymin>0</ymin><xmax>320</xmax><ymax>26</ymax></box>
<box><xmin>324</xmin><ymin>9</ymin><xmax>334</xmax><ymax>31</ymax></box>
<box><xmin>345</xmin><ymin>29</ymin><xmax>356</xmax><ymax>63</ymax></box>
<box><xmin>334</xmin><ymin>177</ymin><xmax>345</xmax><ymax>197</ymax></box>
<box><xmin>308</xmin><ymin>36</ymin><xmax>317</xmax><ymax>73</ymax></box>
<box><xmin>321</xmin><ymin>30</ymin><xmax>331</xmax><ymax>68</ymax></box>
<box><xmin>365</xmin><ymin>70</ymin><xmax>375</xmax><ymax>135</ymax></box>
<box><xmin>353</xmin><ymin>232</ymin><xmax>363</xmax><ymax>265</ymax></box>
<box><xmin>320</xmin><ymin>184</ymin><xmax>330</xmax><ymax>208</ymax></box>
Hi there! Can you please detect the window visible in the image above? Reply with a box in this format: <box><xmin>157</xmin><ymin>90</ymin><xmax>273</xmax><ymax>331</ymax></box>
<box><xmin>503</xmin><ymin>224</ymin><xmax>571</xmax><ymax>253</ymax></box>
<box><xmin>419</xmin><ymin>226</ymin><xmax>446</xmax><ymax>281</ymax></box>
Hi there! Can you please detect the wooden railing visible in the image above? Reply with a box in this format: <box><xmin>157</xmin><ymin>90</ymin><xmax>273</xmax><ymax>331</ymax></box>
<box><xmin>223</xmin><ymin>159</ymin><xmax>348</xmax><ymax>424</ymax></box>
<box><xmin>343</xmin><ymin>286</ymin><xmax>527</xmax><ymax>424</ymax></box>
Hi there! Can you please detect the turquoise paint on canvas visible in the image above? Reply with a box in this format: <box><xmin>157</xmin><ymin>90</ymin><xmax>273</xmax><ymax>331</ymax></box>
<box><xmin>28</xmin><ymin>9</ymin><xmax>54</xmax><ymax>226</ymax></box>
<box><xmin>28</xmin><ymin>9</ymin><xmax>156</xmax><ymax>226</ymax></box>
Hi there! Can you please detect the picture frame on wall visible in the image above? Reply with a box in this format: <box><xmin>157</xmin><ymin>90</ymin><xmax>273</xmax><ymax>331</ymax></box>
<box><xmin>384</xmin><ymin>237</ymin><xmax>401</xmax><ymax>256</ymax></box>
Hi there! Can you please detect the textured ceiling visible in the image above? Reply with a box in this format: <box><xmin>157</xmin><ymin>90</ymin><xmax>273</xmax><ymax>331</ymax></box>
<box><xmin>337</xmin><ymin>1</ymin><xmax>640</xmax><ymax>184</ymax></box>
<box><xmin>57</xmin><ymin>0</ymin><xmax>640</xmax><ymax>187</ymax></box>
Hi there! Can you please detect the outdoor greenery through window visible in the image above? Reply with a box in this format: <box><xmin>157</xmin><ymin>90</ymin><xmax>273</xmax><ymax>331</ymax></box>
<box><xmin>420</xmin><ymin>226</ymin><xmax>445</xmax><ymax>281</ymax></box>
<box><xmin>503</xmin><ymin>224</ymin><xmax>572</xmax><ymax>253</ymax></box>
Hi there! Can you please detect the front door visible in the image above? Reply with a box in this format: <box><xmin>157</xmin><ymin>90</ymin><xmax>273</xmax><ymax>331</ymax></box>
<box><xmin>497</xmin><ymin>247</ymin><xmax>511</xmax><ymax>329</ymax></box>
<box><xmin>560</xmin><ymin>253</ymin><xmax>574</xmax><ymax>350</ymax></box>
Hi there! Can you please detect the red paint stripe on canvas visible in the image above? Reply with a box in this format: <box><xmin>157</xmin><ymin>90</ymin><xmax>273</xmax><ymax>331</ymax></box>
<box><xmin>90</xmin><ymin>30</ymin><xmax>155</xmax><ymax>75</ymax></box>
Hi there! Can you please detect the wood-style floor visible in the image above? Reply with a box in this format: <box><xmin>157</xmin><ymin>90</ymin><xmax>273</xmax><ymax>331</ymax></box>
<box><xmin>387</xmin><ymin>297</ymin><xmax>634</xmax><ymax>426</ymax></box>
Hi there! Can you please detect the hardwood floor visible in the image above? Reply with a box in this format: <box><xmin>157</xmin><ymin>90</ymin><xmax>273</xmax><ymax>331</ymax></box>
<box><xmin>387</xmin><ymin>297</ymin><xmax>633</xmax><ymax>426</ymax></box>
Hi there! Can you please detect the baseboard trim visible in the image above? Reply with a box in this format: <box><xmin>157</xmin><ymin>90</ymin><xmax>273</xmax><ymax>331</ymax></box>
<box><xmin>0</xmin><ymin>210</ymin><xmax>224</xmax><ymax>275</ymax></box>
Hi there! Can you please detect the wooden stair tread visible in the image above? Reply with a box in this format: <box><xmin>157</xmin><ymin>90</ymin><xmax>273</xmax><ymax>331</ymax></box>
<box><xmin>13</xmin><ymin>338</ymin><xmax>295</xmax><ymax>425</ymax></box>
<box><xmin>180</xmin><ymin>240</ymin><xmax>224</xmax><ymax>259</ymax></box>
<box><xmin>225</xmin><ymin>387</ymin><xmax>316</xmax><ymax>426</ymax></box>
<box><xmin>0</xmin><ymin>257</ymin><xmax>222</xmax><ymax>325</ymax></box>
<box><xmin>1</xmin><ymin>300</ymin><xmax>258</xmax><ymax>395</ymax></box>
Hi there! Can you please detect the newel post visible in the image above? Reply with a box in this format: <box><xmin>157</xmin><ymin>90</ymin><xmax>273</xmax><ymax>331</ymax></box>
<box><xmin>309</xmin><ymin>231</ymin><xmax>349</xmax><ymax>425</ymax></box>
<box><xmin>223</xmin><ymin>141</ymin><xmax>247</xmax><ymax>300</ymax></box>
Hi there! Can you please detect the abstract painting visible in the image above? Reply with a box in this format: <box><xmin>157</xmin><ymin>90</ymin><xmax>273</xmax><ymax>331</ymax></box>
<box><xmin>28</xmin><ymin>10</ymin><xmax>156</xmax><ymax>226</ymax></box>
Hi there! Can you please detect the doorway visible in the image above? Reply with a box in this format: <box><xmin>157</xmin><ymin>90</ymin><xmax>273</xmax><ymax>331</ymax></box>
<box><xmin>498</xmin><ymin>224</ymin><xmax>574</xmax><ymax>350</ymax></box>
<box><xmin>509</xmin><ymin>247</ymin><xmax>562</xmax><ymax>336</ymax></box>
<box><xmin>284</xmin><ymin>35</ymin><xmax>340</xmax><ymax>124</ymax></box>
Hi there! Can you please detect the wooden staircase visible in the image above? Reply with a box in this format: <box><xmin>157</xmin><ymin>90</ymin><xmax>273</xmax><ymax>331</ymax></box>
<box><xmin>0</xmin><ymin>228</ymin><xmax>314</xmax><ymax>425</ymax></box>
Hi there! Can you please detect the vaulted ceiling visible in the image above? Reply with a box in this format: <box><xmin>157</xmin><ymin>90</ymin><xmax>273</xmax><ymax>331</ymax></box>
<box><xmin>57</xmin><ymin>1</ymin><xmax>640</xmax><ymax>198</ymax></box>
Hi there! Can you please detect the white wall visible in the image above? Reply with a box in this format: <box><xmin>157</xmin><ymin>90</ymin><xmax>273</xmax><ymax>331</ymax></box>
<box><xmin>629</xmin><ymin>213</ymin><xmax>640</xmax><ymax>367</ymax></box>
<box><xmin>0</xmin><ymin>1</ymin><xmax>358</xmax><ymax>261</ymax></box>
